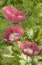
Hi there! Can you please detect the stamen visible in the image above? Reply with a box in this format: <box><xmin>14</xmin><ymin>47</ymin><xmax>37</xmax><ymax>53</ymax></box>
<box><xmin>27</xmin><ymin>48</ymin><xmax>33</xmax><ymax>54</ymax></box>
<box><xmin>9</xmin><ymin>33</ymin><xmax>15</xmax><ymax>41</ymax></box>
<box><xmin>9</xmin><ymin>33</ymin><xmax>19</xmax><ymax>41</ymax></box>
<box><xmin>24</xmin><ymin>48</ymin><xmax>33</xmax><ymax>54</ymax></box>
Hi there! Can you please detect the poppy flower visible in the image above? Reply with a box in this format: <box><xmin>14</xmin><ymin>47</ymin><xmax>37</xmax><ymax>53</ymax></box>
<box><xmin>20</xmin><ymin>41</ymin><xmax>40</xmax><ymax>57</ymax></box>
<box><xmin>3</xmin><ymin>26</ymin><xmax>24</xmax><ymax>42</ymax></box>
<box><xmin>2</xmin><ymin>6</ymin><xmax>26</xmax><ymax>24</ymax></box>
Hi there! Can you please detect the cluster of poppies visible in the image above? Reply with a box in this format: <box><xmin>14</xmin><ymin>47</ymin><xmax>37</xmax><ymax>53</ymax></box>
<box><xmin>2</xmin><ymin>6</ymin><xmax>40</xmax><ymax>57</ymax></box>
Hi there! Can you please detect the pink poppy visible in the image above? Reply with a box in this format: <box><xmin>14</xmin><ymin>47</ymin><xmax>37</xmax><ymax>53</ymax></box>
<box><xmin>3</xmin><ymin>26</ymin><xmax>24</xmax><ymax>42</ymax></box>
<box><xmin>2</xmin><ymin>6</ymin><xmax>26</xmax><ymax>23</ymax></box>
<box><xmin>20</xmin><ymin>41</ymin><xmax>40</xmax><ymax>57</ymax></box>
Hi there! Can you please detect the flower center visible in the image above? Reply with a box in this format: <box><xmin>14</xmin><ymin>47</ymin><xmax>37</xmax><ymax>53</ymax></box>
<box><xmin>9</xmin><ymin>32</ymin><xmax>19</xmax><ymax>41</ymax></box>
<box><xmin>27</xmin><ymin>48</ymin><xmax>33</xmax><ymax>54</ymax></box>
<box><xmin>9</xmin><ymin>33</ymin><xmax>15</xmax><ymax>41</ymax></box>
<box><xmin>24</xmin><ymin>48</ymin><xmax>33</xmax><ymax>54</ymax></box>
